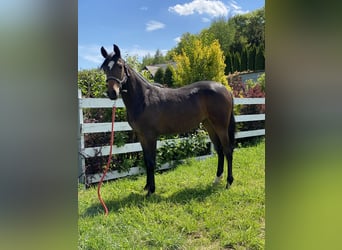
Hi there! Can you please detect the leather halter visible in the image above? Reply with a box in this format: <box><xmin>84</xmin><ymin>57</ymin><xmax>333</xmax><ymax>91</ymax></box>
<box><xmin>106</xmin><ymin>63</ymin><xmax>130</xmax><ymax>93</ymax></box>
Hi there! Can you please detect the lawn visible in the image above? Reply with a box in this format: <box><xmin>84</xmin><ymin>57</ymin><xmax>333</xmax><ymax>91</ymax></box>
<box><xmin>78</xmin><ymin>140</ymin><xmax>265</xmax><ymax>249</ymax></box>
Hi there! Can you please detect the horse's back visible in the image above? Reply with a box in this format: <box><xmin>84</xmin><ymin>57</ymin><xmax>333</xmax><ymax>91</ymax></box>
<box><xmin>186</xmin><ymin>81</ymin><xmax>232</xmax><ymax>105</ymax></box>
<box><xmin>156</xmin><ymin>81</ymin><xmax>232</xmax><ymax>114</ymax></box>
<box><xmin>182</xmin><ymin>81</ymin><xmax>230</xmax><ymax>100</ymax></box>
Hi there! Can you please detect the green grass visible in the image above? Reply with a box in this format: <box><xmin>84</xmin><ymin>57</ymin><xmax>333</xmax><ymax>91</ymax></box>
<box><xmin>79</xmin><ymin>140</ymin><xmax>265</xmax><ymax>249</ymax></box>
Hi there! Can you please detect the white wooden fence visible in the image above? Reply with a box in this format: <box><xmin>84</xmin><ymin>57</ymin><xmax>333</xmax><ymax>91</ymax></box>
<box><xmin>78</xmin><ymin>89</ymin><xmax>265</xmax><ymax>185</ymax></box>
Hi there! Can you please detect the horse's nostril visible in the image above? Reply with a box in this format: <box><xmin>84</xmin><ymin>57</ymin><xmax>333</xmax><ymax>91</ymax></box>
<box><xmin>107</xmin><ymin>90</ymin><xmax>117</xmax><ymax>100</ymax></box>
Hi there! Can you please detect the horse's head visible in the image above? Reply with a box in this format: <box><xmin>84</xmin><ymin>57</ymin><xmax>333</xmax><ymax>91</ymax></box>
<box><xmin>100</xmin><ymin>44</ymin><xmax>128</xmax><ymax>100</ymax></box>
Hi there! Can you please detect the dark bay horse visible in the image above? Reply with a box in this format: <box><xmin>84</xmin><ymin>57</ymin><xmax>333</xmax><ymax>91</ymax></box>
<box><xmin>100</xmin><ymin>44</ymin><xmax>235</xmax><ymax>196</ymax></box>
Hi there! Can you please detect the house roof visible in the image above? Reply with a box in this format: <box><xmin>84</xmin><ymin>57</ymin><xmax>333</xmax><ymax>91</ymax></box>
<box><xmin>143</xmin><ymin>62</ymin><xmax>176</xmax><ymax>77</ymax></box>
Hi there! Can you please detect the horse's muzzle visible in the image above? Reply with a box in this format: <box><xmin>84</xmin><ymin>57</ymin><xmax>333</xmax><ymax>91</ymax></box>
<box><xmin>107</xmin><ymin>90</ymin><xmax>118</xmax><ymax>100</ymax></box>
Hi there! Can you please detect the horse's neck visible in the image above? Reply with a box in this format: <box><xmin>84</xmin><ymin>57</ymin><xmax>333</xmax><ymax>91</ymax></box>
<box><xmin>121</xmin><ymin>68</ymin><xmax>149</xmax><ymax>118</ymax></box>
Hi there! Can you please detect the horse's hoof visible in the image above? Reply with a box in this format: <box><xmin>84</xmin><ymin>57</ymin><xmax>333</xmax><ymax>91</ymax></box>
<box><xmin>213</xmin><ymin>174</ymin><xmax>223</xmax><ymax>184</ymax></box>
<box><xmin>144</xmin><ymin>185</ymin><xmax>155</xmax><ymax>196</ymax></box>
<box><xmin>228</xmin><ymin>176</ymin><xmax>234</xmax><ymax>185</ymax></box>
<box><xmin>226</xmin><ymin>176</ymin><xmax>234</xmax><ymax>189</ymax></box>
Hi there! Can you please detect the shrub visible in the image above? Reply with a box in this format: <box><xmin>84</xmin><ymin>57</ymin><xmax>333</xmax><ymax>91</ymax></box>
<box><xmin>78</xmin><ymin>69</ymin><xmax>106</xmax><ymax>98</ymax></box>
<box><xmin>172</xmin><ymin>39</ymin><xmax>229</xmax><ymax>89</ymax></box>
<box><xmin>157</xmin><ymin>127</ymin><xmax>209</xmax><ymax>168</ymax></box>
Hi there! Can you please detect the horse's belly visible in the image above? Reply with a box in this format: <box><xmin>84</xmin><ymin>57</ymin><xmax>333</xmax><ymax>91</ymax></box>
<box><xmin>157</xmin><ymin>110</ymin><xmax>204</xmax><ymax>134</ymax></box>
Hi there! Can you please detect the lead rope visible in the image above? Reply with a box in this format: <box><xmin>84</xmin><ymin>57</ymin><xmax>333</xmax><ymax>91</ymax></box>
<box><xmin>97</xmin><ymin>103</ymin><xmax>116</xmax><ymax>216</ymax></box>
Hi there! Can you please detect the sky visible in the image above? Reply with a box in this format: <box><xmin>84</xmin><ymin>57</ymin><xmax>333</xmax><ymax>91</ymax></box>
<box><xmin>78</xmin><ymin>0</ymin><xmax>265</xmax><ymax>70</ymax></box>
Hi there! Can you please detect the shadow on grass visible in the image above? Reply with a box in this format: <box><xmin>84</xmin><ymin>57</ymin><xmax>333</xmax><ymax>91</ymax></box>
<box><xmin>82</xmin><ymin>183</ymin><xmax>221</xmax><ymax>218</ymax></box>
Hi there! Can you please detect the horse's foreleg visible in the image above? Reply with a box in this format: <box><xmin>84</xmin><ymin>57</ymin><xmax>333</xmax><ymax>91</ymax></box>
<box><xmin>144</xmin><ymin>154</ymin><xmax>156</xmax><ymax>196</ymax></box>
<box><xmin>140</xmin><ymin>138</ymin><xmax>157</xmax><ymax>196</ymax></box>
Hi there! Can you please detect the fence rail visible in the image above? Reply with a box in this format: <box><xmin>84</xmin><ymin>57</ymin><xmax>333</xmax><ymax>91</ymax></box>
<box><xmin>78</xmin><ymin>89</ymin><xmax>265</xmax><ymax>185</ymax></box>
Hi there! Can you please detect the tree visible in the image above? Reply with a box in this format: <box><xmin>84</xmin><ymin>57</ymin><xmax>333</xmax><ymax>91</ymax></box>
<box><xmin>172</xmin><ymin>38</ymin><xmax>229</xmax><ymax>89</ymax></box>
<box><xmin>152</xmin><ymin>49</ymin><xmax>165</xmax><ymax>65</ymax></box>
<box><xmin>125</xmin><ymin>54</ymin><xmax>141</xmax><ymax>71</ymax></box>
<box><xmin>142</xmin><ymin>49</ymin><xmax>168</xmax><ymax>68</ymax></box>
<box><xmin>170</xmin><ymin>32</ymin><xmax>198</xmax><ymax>56</ymax></box>
<box><xmin>245</xmin><ymin>8</ymin><xmax>265</xmax><ymax>48</ymax></box>
<box><xmin>164</xmin><ymin>65</ymin><xmax>174</xmax><ymax>87</ymax></box>
<box><xmin>247</xmin><ymin>45</ymin><xmax>256</xmax><ymax>71</ymax></box>
<box><xmin>255</xmin><ymin>46</ymin><xmax>265</xmax><ymax>70</ymax></box>
<box><xmin>241</xmin><ymin>47</ymin><xmax>248</xmax><ymax>72</ymax></box>
<box><xmin>200</xmin><ymin>17</ymin><xmax>235</xmax><ymax>53</ymax></box>
<box><xmin>229</xmin><ymin>7</ymin><xmax>265</xmax><ymax>50</ymax></box>
<box><xmin>154</xmin><ymin>67</ymin><xmax>165</xmax><ymax>84</ymax></box>
<box><xmin>225</xmin><ymin>51</ymin><xmax>233</xmax><ymax>74</ymax></box>
<box><xmin>142</xmin><ymin>53</ymin><xmax>154</xmax><ymax>68</ymax></box>
<box><xmin>233</xmin><ymin>52</ymin><xmax>241</xmax><ymax>72</ymax></box>
<box><xmin>227</xmin><ymin>7</ymin><xmax>265</xmax><ymax>72</ymax></box>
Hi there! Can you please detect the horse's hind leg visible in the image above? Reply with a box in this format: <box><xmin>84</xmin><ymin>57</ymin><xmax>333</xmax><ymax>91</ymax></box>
<box><xmin>226</xmin><ymin>144</ymin><xmax>234</xmax><ymax>188</ymax></box>
<box><xmin>214</xmin><ymin>149</ymin><xmax>224</xmax><ymax>184</ymax></box>
<box><xmin>218</xmin><ymin>133</ymin><xmax>234</xmax><ymax>188</ymax></box>
<box><xmin>203</xmin><ymin>121</ymin><xmax>224</xmax><ymax>184</ymax></box>
<box><xmin>226</xmin><ymin>112</ymin><xmax>235</xmax><ymax>188</ymax></box>
<box><xmin>207</xmin><ymin>122</ymin><xmax>234</xmax><ymax>188</ymax></box>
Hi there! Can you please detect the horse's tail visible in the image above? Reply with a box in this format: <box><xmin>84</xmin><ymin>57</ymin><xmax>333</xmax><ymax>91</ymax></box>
<box><xmin>228</xmin><ymin>106</ymin><xmax>236</xmax><ymax>151</ymax></box>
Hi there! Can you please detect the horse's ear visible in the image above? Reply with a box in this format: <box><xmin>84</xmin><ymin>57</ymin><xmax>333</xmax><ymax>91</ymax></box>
<box><xmin>113</xmin><ymin>44</ymin><xmax>121</xmax><ymax>58</ymax></box>
<box><xmin>101</xmin><ymin>46</ymin><xmax>108</xmax><ymax>58</ymax></box>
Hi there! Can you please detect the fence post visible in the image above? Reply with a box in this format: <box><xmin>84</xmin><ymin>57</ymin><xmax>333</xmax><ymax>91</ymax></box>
<box><xmin>78</xmin><ymin>89</ymin><xmax>86</xmax><ymax>185</ymax></box>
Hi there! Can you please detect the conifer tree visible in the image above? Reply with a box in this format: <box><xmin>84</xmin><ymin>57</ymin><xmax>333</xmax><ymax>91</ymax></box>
<box><xmin>248</xmin><ymin>45</ymin><xmax>256</xmax><ymax>71</ymax></box>
<box><xmin>225</xmin><ymin>52</ymin><xmax>233</xmax><ymax>75</ymax></box>
<box><xmin>233</xmin><ymin>52</ymin><xmax>241</xmax><ymax>72</ymax></box>
<box><xmin>255</xmin><ymin>46</ymin><xmax>265</xmax><ymax>70</ymax></box>
<box><xmin>164</xmin><ymin>65</ymin><xmax>174</xmax><ymax>87</ymax></box>
<box><xmin>241</xmin><ymin>47</ymin><xmax>248</xmax><ymax>72</ymax></box>
<box><xmin>154</xmin><ymin>67</ymin><xmax>165</xmax><ymax>84</ymax></box>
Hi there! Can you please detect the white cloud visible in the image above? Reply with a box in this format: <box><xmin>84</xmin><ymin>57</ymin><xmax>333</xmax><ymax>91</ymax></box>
<box><xmin>124</xmin><ymin>46</ymin><xmax>155</xmax><ymax>58</ymax></box>
<box><xmin>202</xmin><ymin>17</ymin><xmax>211</xmax><ymax>23</ymax></box>
<box><xmin>78</xmin><ymin>45</ymin><xmax>103</xmax><ymax>64</ymax></box>
<box><xmin>229</xmin><ymin>0</ymin><xmax>249</xmax><ymax>16</ymax></box>
<box><xmin>174</xmin><ymin>36</ymin><xmax>181</xmax><ymax>43</ymax></box>
<box><xmin>168</xmin><ymin>0</ymin><xmax>228</xmax><ymax>17</ymax></box>
<box><xmin>140</xmin><ymin>6</ymin><xmax>148</xmax><ymax>11</ymax></box>
<box><xmin>168</xmin><ymin>0</ymin><xmax>250</xmax><ymax>18</ymax></box>
<box><xmin>145</xmin><ymin>20</ymin><xmax>165</xmax><ymax>32</ymax></box>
